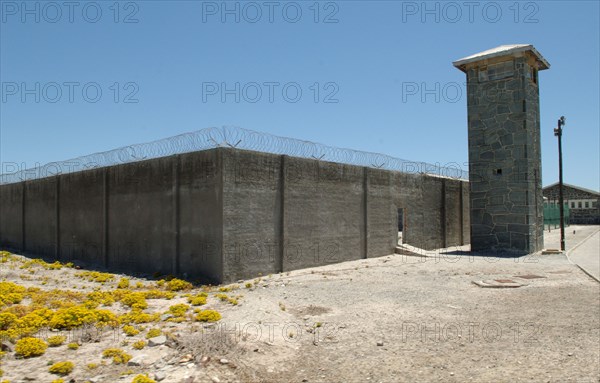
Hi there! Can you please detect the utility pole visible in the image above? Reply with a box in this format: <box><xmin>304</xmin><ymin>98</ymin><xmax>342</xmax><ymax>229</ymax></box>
<box><xmin>554</xmin><ymin>116</ymin><xmax>566</xmax><ymax>251</ymax></box>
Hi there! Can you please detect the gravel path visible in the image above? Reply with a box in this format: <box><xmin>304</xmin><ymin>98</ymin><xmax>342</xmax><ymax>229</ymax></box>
<box><xmin>1</xmin><ymin>227</ymin><xmax>599</xmax><ymax>383</ymax></box>
<box><xmin>229</xmin><ymin>249</ymin><xmax>600</xmax><ymax>383</ymax></box>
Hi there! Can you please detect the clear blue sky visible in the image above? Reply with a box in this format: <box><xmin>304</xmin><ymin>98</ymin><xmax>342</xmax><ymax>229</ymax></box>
<box><xmin>1</xmin><ymin>0</ymin><xmax>598</xmax><ymax>190</ymax></box>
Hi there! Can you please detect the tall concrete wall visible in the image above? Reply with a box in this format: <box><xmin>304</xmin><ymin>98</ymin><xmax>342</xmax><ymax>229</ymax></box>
<box><xmin>0</xmin><ymin>182</ymin><xmax>23</xmax><ymax>250</ymax></box>
<box><xmin>178</xmin><ymin>150</ymin><xmax>223</xmax><ymax>283</ymax></box>
<box><xmin>0</xmin><ymin>147</ymin><xmax>469</xmax><ymax>283</ymax></box>
<box><xmin>24</xmin><ymin>178</ymin><xmax>57</xmax><ymax>257</ymax></box>
<box><xmin>366</xmin><ymin>168</ymin><xmax>397</xmax><ymax>258</ymax></box>
<box><xmin>283</xmin><ymin>156</ymin><xmax>366</xmax><ymax>271</ymax></box>
<box><xmin>391</xmin><ymin>172</ymin><xmax>467</xmax><ymax>251</ymax></box>
<box><xmin>462</xmin><ymin>182</ymin><xmax>471</xmax><ymax>245</ymax></box>
<box><xmin>59</xmin><ymin>168</ymin><xmax>104</xmax><ymax>265</ymax></box>
<box><xmin>218</xmin><ymin>148</ymin><xmax>468</xmax><ymax>281</ymax></box>
<box><xmin>0</xmin><ymin>150</ymin><xmax>224</xmax><ymax>282</ymax></box>
<box><xmin>392</xmin><ymin>172</ymin><xmax>424</xmax><ymax>247</ymax></box>
<box><xmin>107</xmin><ymin>157</ymin><xmax>175</xmax><ymax>275</ymax></box>
<box><xmin>221</xmin><ymin>149</ymin><xmax>282</xmax><ymax>281</ymax></box>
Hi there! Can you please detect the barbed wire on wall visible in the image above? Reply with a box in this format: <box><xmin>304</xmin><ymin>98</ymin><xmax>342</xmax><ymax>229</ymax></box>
<box><xmin>0</xmin><ymin>126</ymin><xmax>468</xmax><ymax>185</ymax></box>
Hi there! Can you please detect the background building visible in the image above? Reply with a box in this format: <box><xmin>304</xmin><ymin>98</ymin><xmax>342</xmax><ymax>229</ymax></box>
<box><xmin>543</xmin><ymin>183</ymin><xmax>600</xmax><ymax>224</ymax></box>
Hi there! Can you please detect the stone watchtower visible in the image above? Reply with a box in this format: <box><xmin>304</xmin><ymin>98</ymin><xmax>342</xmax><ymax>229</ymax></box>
<box><xmin>453</xmin><ymin>45</ymin><xmax>550</xmax><ymax>253</ymax></box>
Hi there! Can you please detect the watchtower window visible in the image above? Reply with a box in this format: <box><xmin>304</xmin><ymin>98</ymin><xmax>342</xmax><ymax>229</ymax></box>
<box><xmin>479</xmin><ymin>61</ymin><xmax>514</xmax><ymax>82</ymax></box>
<box><xmin>478</xmin><ymin>67</ymin><xmax>488</xmax><ymax>82</ymax></box>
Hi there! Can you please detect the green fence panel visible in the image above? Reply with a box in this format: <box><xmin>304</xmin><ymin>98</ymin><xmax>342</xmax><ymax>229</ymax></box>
<box><xmin>543</xmin><ymin>204</ymin><xmax>570</xmax><ymax>229</ymax></box>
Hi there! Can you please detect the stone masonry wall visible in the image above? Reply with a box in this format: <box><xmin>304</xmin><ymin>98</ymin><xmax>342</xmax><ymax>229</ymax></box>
<box><xmin>466</xmin><ymin>56</ymin><xmax>544</xmax><ymax>253</ymax></box>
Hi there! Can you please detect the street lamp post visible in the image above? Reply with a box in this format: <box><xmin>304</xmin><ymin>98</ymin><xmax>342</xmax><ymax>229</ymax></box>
<box><xmin>554</xmin><ymin>116</ymin><xmax>566</xmax><ymax>251</ymax></box>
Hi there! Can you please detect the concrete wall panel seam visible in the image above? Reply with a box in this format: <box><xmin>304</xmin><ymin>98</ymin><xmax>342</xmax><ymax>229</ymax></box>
<box><xmin>363</xmin><ymin>167</ymin><xmax>368</xmax><ymax>259</ymax></box>
<box><xmin>55</xmin><ymin>176</ymin><xmax>60</xmax><ymax>259</ymax></box>
<box><xmin>22</xmin><ymin>182</ymin><xmax>26</xmax><ymax>251</ymax></box>
<box><xmin>172</xmin><ymin>155</ymin><xmax>181</xmax><ymax>276</ymax></box>
<box><xmin>103</xmin><ymin>168</ymin><xmax>109</xmax><ymax>268</ymax></box>
<box><xmin>278</xmin><ymin>155</ymin><xmax>285</xmax><ymax>273</ymax></box>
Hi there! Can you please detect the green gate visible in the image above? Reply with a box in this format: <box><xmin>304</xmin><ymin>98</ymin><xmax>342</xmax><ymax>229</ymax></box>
<box><xmin>543</xmin><ymin>204</ymin><xmax>570</xmax><ymax>229</ymax></box>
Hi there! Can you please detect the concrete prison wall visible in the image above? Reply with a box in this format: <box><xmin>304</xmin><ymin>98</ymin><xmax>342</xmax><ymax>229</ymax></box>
<box><xmin>0</xmin><ymin>147</ymin><xmax>469</xmax><ymax>283</ymax></box>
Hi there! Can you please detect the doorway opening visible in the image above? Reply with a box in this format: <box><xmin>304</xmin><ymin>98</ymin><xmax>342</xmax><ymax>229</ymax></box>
<box><xmin>397</xmin><ymin>208</ymin><xmax>405</xmax><ymax>245</ymax></box>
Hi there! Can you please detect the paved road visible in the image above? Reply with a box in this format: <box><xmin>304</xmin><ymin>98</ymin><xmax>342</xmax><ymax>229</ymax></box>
<box><xmin>568</xmin><ymin>230</ymin><xmax>600</xmax><ymax>281</ymax></box>
<box><xmin>544</xmin><ymin>224</ymin><xmax>599</xmax><ymax>251</ymax></box>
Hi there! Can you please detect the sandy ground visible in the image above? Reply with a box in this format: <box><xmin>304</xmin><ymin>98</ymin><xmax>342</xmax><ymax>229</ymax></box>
<box><xmin>1</xmin><ymin>226</ymin><xmax>599</xmax><ymax>383</ymax></box>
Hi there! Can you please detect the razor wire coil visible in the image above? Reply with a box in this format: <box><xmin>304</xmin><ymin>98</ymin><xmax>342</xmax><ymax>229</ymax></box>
<box><xmin>0</xmin><ymin>126</ymin><xmax>468</xmax><ymax>184</ymax></box>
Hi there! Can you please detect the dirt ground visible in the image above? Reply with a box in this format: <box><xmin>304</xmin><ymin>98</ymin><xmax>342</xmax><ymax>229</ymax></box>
<box><xmin>1</xmin><ymin>226</ymin><xmax>599</xmax><ymax>383</ymax></box>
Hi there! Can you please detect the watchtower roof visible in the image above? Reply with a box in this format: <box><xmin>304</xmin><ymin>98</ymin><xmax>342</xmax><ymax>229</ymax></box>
<box><xmin>453</xmin><ymin>44</ymin><xmax>550</xmax><ymax>72</ymax></box>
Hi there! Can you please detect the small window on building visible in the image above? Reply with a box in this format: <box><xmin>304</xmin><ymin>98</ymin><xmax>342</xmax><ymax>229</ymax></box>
<box><xmin>578</xmin><ymin>202</ymin><xmax>582</xmax><ymax>209</ymax></box>
<box><xmin>494</xmin><ymin>169</ymin><xmax>502</xmax><ymax>175</ymax></box>
<box><xmin>478</xmin><ymin>67</ymin><xmax>488</xmax><ymax>82</ymax></box>
<box><xmin>593</xmin><ymin>201</ymin><xmax>598</xmax><ymax>208</ymax></box>
<box><xmin>585</xmin><ymin>201</ymin><xmax>589</xmax><ymax>208</ymax></box>
<box><xmin>571</xmin><ymin>202</ymin><xmax>576</xmax><ymax>208</ymax></box>
<box><xmin>531</xmin><ymin>67</ymin><xmax>538</xmax><ymax>84</ymax></box>
<box><xmin>487</xmin><ymin>61</ymin><xmax>514</xmax><ymax>81</ymax></box>
<box><xmin>478</xmin><ymin>61</ymin><xmax>514</xmax><ymax>82</ymax></box>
